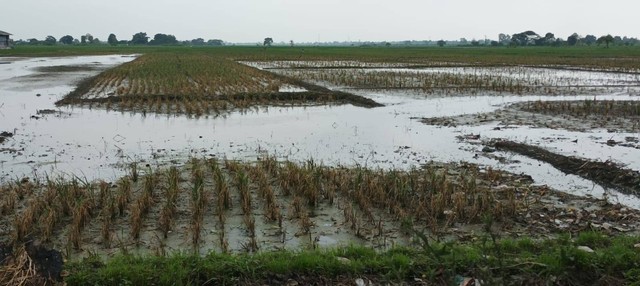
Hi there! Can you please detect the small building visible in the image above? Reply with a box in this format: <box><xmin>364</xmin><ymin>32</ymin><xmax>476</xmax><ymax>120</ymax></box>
<box><xmin>0</xmin><ymin>30</ymin><xmax>11</xmax><ymax>49</ymax></box>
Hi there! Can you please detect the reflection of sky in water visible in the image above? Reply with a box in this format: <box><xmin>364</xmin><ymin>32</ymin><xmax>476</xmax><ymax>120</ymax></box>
<box><xmin>1</xmin><ymin>56</ymin><xmax>639</xmax><ymax>208</ymax></box>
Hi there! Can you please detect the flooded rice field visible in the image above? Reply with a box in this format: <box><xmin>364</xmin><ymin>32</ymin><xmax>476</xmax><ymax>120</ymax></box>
<box><xmin>2</xmin><ymin>55</ymin><xmax>640</xmax><ymax>259</ymax></box>
<box><xmin>1</xmin><ymin>56</ymin><xmax>640</xmax><ymax>209</ymax></box>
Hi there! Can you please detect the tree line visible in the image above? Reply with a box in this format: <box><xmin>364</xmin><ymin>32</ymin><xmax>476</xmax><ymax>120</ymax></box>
<box><xmin>495</xmin><ymin>31</ymin><xmax>638</xmax><ymax>47</ymax></box>
<box><xmin>11</xmin><ymin>30</ymin><xmax>639</xmax><ymax>48</ymax></box>
<box><xmin>13</xmin><ymin>32</ymin><xmax>225</xmax><ymax>47</ymax></box>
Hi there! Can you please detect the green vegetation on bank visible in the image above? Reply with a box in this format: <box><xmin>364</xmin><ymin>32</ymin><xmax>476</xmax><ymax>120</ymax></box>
<box><xmin>65</xmin><ymin>232</ymin><xmax>640</xmax><ymax>285</ymax></box>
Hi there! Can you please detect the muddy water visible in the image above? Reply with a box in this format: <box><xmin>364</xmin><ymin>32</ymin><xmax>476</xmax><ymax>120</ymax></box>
<box><xmin>1</xmin><ymin>56</ymin><xmax>640</xmax><ymax>209</ymax></box>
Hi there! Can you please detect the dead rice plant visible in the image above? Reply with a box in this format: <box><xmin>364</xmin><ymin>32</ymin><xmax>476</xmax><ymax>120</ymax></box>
<box><xmin>0</xmin><ymin>188</ymin><xmax>17</xmax><ymax>215</ymax></box>
<box><xmin>69</xmin><ymin>199</ymin><xmax>93</xmax><ymax>249</ymax></box>
<box><xmin>236</xmin><ymin>170</ymin><xmax>252</xmax><ymax>215</ymax></box>
<box><xmin>0</xmin><ymin>246</ymin><xmax>47</xmax><ymax>286</ymax></box>
<box><xmin>190</xmin><ymin>169</ymin><xmax>208</xmax><ymax>247</ymax></box>
<box><xmin>116</xmin><ymin>178</ymin><xmax>132</xmax><ymax>216</ymax></box>
<box><xmin>40</xmin><ymin>205</ymin><xmax>60</xmax><ymax>242</ymax></box>
<box><xmin>214</xmin><ymin>167</ymin><xmax>232</xmax><ymax>210</ymax></box>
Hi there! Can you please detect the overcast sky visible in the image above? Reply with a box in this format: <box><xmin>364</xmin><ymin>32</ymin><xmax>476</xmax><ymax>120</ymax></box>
<box><xmin>4</xmin><ymin>0</ymin><xmax>639</xmax><ymax>43</ymax></box>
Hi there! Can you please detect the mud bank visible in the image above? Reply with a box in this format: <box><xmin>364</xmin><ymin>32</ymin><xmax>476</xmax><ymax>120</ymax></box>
<box><xmin>422</xmin><ymin>100</ymin><xmax>640</xmax><ymax>133</ymax></box>
<box><xmin>494</xmin><ymin>140</ymin><xmax>640</xmax><ymax>196</ymax></box>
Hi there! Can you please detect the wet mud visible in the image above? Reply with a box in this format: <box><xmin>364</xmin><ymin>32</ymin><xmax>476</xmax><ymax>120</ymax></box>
<box><xmin>0</xmin><ymin>242</ymin><xmax>63</xmax><ymax>285</ymax></box>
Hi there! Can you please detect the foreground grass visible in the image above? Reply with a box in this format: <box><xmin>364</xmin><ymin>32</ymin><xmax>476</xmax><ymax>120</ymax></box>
<box><xmin>65</xmin><ymin>232</ymin><xmax>640</xmax><ymax>285</ymax></box>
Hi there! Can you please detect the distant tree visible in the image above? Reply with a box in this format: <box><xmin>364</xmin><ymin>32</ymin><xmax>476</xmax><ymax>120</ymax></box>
<box><xmin>584</xmin><ymin>35</ymin><xmax>597</xmax><ymax>45</ymax></box>
<box><xmin>44</xmin><ymin>36</ymin><xmax>57</xmax><ymax>45</ymax></box>
<box><xmin>92</xmin><ymin>38</ymin><xmax>101</xmax><ymax>44</ymax></box>
<box><xmin>543</xmin><ymin>32</ymin><xmax>555</xmax><ymax>44</ymax></box>
<box><xmin>621</xmin><ymin>36</ymin><xmax>639</xmax><ymax>46</ymax></box>
<box><xmin>459</xmin><ymin>38</ymin><xmax>468</xmax><ymax>45</ymax></box>
<box><xmin>59</xmin><ymin>35</ymin><xmax>74</xmax><ymax>45</ymax></box>
<box><xmin>511</xmin><ymin>31</ymin><xmax>539</xmax><ymax>46</ymax></box>
<box><xmin>567</xmin><ymin>33</ymin><xmax>580</xmax><ymax>46</ymax></box>
<box><xmin>597</xmin><ymin>34</ymin><xmax>615</xmax><ymax>48</ymax></box>
<box><xmin>290</xmin><ymin>40</ymin><xmax>294</xmax><ymax>47</ymax></box>
<box><xmin>534</xmin><ymin>32</ymin><xmax>555</xmax><ymax>46</ymax></box>
<box><xmin>263</xmin><ymin>37</ymin><xmax>273</xmax><ymax>46</ymax></box>
<box><xmin>28</xmin><ymin>38</ymin><xmax>39</xmax><ymax>45</ymax></box>
<box><xmin>385</xmin><ymin>42</ymin><xmax>391</xmax><ymax>47</ymax></box>
<box><xmin>208</xmin><ymin>39</ymin><xmax>224</xmax><ymax>46</ymax></box>
<box><xmin>490</xmin><ymin>41</ymin><xmax>500</xmax><ymax>46</ymax></box>
<box><xmin>614</xmin><ymin>36</ymin><xmax>622</xmax><ymax>44</ymax></box>
<box><xmin>471</xmin><ymin>40</ymin><xmax>480</xmax><ymax>46</ymax></box>
<box><xmin>191</xmin><ymin>38</ymin><xmax>205</xmax><ymax>46</ymax></box>
<box><xmin>436</xmin><ymin>40</ymin><xmax>446</xmax><ymax>47</ymax></box>
<box><xmin>498</xmin><ymin>33</ymin><xmax>510</xmax><ymax>45</ymax></box>
<box><xmin>130</xmin><ymin>32</ymin><xmax>149</xmax><ymax>45</ymax></box>
<box><xmin>108</xmin><ymin>34</ymin><xmax>118</xmax><ymax>46</ymax></box>
<box><xmin>149</xmin><ymin>33</ymin><xmax>178</xmax><ymax>45</ymax></box>
<box><xmin>80</xmin><ymin>34</ymin><xmax>94</xmax><ymax>44</ymax></box>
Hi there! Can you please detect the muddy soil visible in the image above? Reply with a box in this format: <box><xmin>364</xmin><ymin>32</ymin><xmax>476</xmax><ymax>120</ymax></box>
<box><xmin>493</xmin><ymin>140</ymin><xmax>640</xmax><ymax>196</ymax></box>
<box><xmin>421</xmin><ymin>100</ymin><xmax>640</xmax><ymax>133</ymax></box>
<box><xmin>0</xmin><ymin>132</ymin><xmax>13</xmax><ymax>144</ymax></box>
<box><xmin>0</xmin><ymin>242</ymin><xmax>63</xmax><ymax>285</ymax></box>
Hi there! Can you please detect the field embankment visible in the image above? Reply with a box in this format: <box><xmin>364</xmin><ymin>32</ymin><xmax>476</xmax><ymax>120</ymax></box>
<box><xmin>494</xmin><ymin>140</ymin><xmax>640</xmax><ymax>196</ymax></box>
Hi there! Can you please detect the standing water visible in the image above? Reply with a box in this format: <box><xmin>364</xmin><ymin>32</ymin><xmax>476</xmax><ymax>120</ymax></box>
<box><xmin>1</xmin><ymin>56</ymin><xmax>639</xmax><ymax>208</ymax></box>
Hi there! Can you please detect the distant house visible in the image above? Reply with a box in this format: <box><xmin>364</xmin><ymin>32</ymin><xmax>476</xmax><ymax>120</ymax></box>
<box><xmin>0</xmin><ymin>30</ymin><xmax>11</xmax><ymax>49</ymax></box>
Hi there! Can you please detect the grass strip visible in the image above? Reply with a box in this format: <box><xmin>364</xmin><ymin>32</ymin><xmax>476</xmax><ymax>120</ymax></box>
<box><xmin>64</xmin><ymin>232</ymin><xmax>640</xmax><ymax>285</ymax></box>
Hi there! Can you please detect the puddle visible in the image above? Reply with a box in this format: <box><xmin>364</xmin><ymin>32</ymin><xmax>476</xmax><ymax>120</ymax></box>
<box><xmin>1</xmin><ymin>56</ymin><xmax>640</xmax><ymax>210</ymax></box>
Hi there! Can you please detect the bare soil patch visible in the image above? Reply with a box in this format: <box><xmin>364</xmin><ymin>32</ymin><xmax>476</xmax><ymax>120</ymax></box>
<box><xmin>35</xmin><ymin>65</ymin><xmax>99</xmax><ymax>73</ymax></box>
<box><xmin>0</xmin><ymin>132</ymin><xmax>13</xmax><ymax>145</ymax></box>
<box><xmin>0</xmin><ymin>242</ymin><xmax>63</xmax><ymax>285</ymax></box>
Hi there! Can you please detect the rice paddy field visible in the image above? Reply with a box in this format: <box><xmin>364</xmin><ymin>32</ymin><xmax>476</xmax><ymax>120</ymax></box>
<box><xmin>2</xmin><ymin>45</ymin><xmax>640</xmax><ymax>284</ymax></box>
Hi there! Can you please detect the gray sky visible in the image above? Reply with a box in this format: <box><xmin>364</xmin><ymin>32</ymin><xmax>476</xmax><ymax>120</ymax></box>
<box><xmin>4</xmin><ymin>0</ymin><xmax>639</xmax><ymax>43</ymax></box>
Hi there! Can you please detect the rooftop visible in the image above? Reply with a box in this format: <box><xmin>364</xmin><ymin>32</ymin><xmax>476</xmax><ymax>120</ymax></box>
<box><xmin>0</xmin><ymin>30</ymin><xmax>12</xmax><ymax>36</ymax></box>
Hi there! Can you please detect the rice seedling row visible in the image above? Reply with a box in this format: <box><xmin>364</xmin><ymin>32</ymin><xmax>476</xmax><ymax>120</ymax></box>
<box><xmin>56</xmin><ymin>53</ymin><xmax>381</xmax><ymax>116</ymax></box>
<box><xmin>272</xmin><ymin>64</ymin><xmax>640</xmax><ymax>96</ymax></box>
<box><xmin>3</xmin><ymin>157</ymin><xmax>638</xmax><ymax>260</ymax></box>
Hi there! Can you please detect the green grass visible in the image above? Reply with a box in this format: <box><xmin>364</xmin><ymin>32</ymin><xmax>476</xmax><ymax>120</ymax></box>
<box><xmin>3</xmin><ymin>45</ymin><xmax>640</xmax><ymax>70</ymax></box>
<box><xmin>64</xmin><ymin>233</ymin><xmax>640</xmax><ymax>285</ymax></box>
